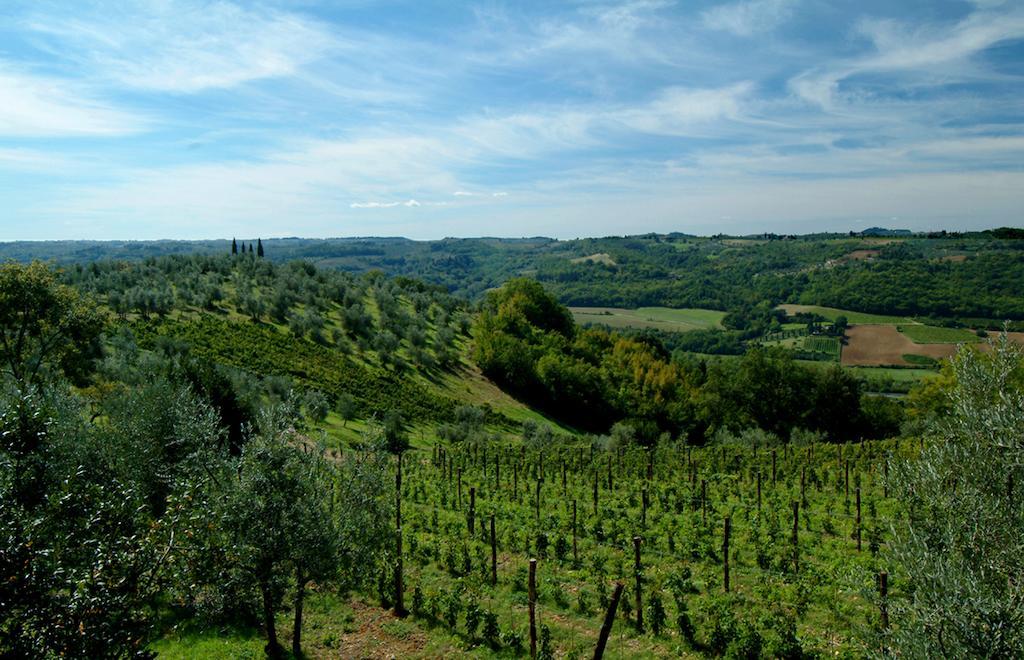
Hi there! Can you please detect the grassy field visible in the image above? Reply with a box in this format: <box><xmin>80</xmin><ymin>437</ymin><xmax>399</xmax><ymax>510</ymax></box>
<box><xmin>571</xmin><ymin>307</ymin><xmax>726</xmax><ymax>332</ymax></box>
<box><xmin>896</xmin><ymin>325</ymin><xmax>980</xmax><ymax>344</ymax></box>
<box><xmin>778</xmin><ymin>305</ymin><xmax>912</xmax><ymax>325</ymax></box>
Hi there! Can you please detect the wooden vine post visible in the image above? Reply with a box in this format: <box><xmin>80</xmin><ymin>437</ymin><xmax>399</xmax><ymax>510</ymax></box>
<box><xmin>490</xmin><ymin>514</ymin><xmax>497</xmax><ymax>586</ymax></box>
<box><xmin>641</xmin><ymin>488</ymin><xmax>648</xmax><ymax>528</ymax></box>
<box><xmin>394</xmin><ymin>452</ymin><xmax>405</xmax><ymax>616</ymax></box>
<box><xmin>535</xmin><ymin>478</ymin><xmax>543</xmax><ymax>522</ymax></box>
<box><xmin>394</xmin><ymin>526</ymin><xmax>406</xmax><ymax>616</ymax></box>
<box><xmin>572</xmin><ymin>499</ymin><xmax>579</xmax><ymax>563</ymax></box>
<box><xmin>878</xmin><ymin>571</ymin><xmax>889</xmax><ymax>629</ymax></box>
<box><xmin>468</xmin><ymin>487</ymin><xmax>476</xmax><ymax>534</ymax></box>
<box><xmin>529</xmin><ymin>558</ymin><xmax>538</xmax><ymax>659</ymax></box>
<box><xmin>633</xmin><ymin>536</ymin><xmax>643</xmax><ymax>633</ymax></box>
<box><xmin>592</xmin><ymin>582</ymin><xmax>624</xmax><ymax>660</ymax></box>
<box><xmin>701</xmin><ymin>479</ymin><xmax>708</xmax><ymax>526</ymax></box>
<box><xmin>855</xmin><ymin>487</ymin><xmax>862</xmax><ymax>552</ymax></box>
<box><xmin>792</xmin><ymin>501</ymin><xmax>800</xmax><ymax>573</ymax></box>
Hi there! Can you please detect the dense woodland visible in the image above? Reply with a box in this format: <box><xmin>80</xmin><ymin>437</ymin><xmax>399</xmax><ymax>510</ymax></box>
<box><xmin>2</xmin><ymin>249</ymin><xmax>1023</xmax><ymax>658</ymax></box>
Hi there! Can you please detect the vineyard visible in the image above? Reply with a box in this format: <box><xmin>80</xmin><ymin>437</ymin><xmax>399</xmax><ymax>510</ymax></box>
<box><xmin>802</xmin><ymin>336</ymin><xmax>842</xmax><ymax>361</ymax></box>
<box><xmin>378</xmin><ymin>437</ymin><xmax>914</xmax><ymax>658</ymax></box>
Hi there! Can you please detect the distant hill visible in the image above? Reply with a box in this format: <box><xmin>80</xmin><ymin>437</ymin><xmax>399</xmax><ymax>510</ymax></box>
<box><xmin>859</xmin><ymin>227</ymin><xmax>913</xmax><ymax>236</ymax></box>
<box><xmin>4</xmin><ymin>232</ymin><xmax>1024</xmax><ymax>321</ymax></box>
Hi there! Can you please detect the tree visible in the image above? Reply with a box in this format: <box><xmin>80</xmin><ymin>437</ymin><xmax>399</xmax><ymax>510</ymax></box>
<box><xmin>337</xmin><ymin>393</ymin><xmax>357</xmax><ymax>428</ymax></box>
<box><xmin>0</xmin><ymin>261</ymin><xmax>106</xmax><ymax>388</ymax></box>
<box><xmin>303</xmin><ymin>389</ymin><xmax>329</xmax><ymax>424</ymax></box>
<box><xmin>382</xmin><ymin>409</ymin><xmax>408</xmax><ymax>453</ymax></box>
<box><xmin>220</xmin><ymin>416</ymin><xmax>337</xmax><ymax>658</ymax></box>
<box><xmin>257</xmin><ymin>238</ymin><xmax>264</xmax><ymax>258</ymax></box>
<box><xmin>232</xmin><ymin>237</ymin><xmax>238</xmax><ymax>255</ymax></box>
<box><xmin>884</xmin><ymin>336</ymin><xmax>1024</xmax><ymax>657</ymax></box>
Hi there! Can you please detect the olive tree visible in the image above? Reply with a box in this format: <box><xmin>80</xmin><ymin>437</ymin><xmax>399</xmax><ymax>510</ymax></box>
<box><xmin>883</xmin><ymin>335</ymin><xmax>1024</xmax><ymax>657</ymax></box>
<box><xmin>0</xmin><ymin>261</ymin><xmax>106</xmax><ymax>389</ymax></box>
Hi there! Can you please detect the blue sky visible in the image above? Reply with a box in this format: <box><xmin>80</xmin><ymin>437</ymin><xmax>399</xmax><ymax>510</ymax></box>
<box><xmin>1</xmin><ymin>0</ymin><xmax>1022</xmax><ymax>240</ymax></box>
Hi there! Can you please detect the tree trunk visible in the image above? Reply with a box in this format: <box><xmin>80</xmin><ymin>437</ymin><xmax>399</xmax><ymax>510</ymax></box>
<box><xmin>293</xmin><ymin>569</ymin><xmax>306</xmax><ymax>657</ymax></box>
<box><xmin>261</xmin><ymin>581</ymin><xmax>281</xmax><ymax>658</ymax></box>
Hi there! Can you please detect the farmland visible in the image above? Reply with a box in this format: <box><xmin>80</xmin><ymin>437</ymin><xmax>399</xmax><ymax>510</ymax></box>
<box><xmin>158</xmin><ymin>437</ymin><xmax>911</xmax><ymax>658</ymax></box>
<box><xmin>896</xmin><ymin>325</ymin><xmax>980</xmax><ymax>344</ymax></box>
<box><xmin>842</xmin><ymin>325</ymin><xmax>957</xmax><ymax>367</ymax></box>
<box><xmin>571</xmin><ymin>307</ymin><xmax>727</xmax><ymax>333</ymax></box>
<box><xmin>776</xmin><ymin>305</ymin><xmax>911</xmax><ymax>325</ymax></box>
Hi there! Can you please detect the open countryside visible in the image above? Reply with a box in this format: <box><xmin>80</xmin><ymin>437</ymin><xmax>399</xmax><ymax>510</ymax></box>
<box><xmin>3</xmin><ymin>0</ymin><xmax>1024</xmax><ymax>657</ymax></box>
<box><xmin>570</xmin><ymin>307</ymin><xmax>726</xmax><ymax>333</ymax></box>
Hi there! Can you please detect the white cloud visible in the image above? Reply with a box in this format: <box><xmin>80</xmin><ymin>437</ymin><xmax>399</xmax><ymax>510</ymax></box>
<box><xmin>791</xmin><ymin>4</ymin><xmax>1024</xmax><ymax>108</ymax></box>
<box><xmin>351</xmin><ymin>199</ymin><xmax>422</xmax><ymax>209</ymax></box>
<box><xmin>0</xmin><ymin>65</ymin><xmax>144</xmax><ymax>137</ymax></box>
<box><xmin>702</xmin><ymin>0</ymin><xmax>796</xmax><ymax>37</ymax></box>
<box><xmin>25</xmin><ymin>1</ymin><xmax>336</xmax><ymax>93</ymax></box>
<box><xmin>613</xmin><ymin>83</ymin><xmax>752</xmax><ymax>135</ymax></box>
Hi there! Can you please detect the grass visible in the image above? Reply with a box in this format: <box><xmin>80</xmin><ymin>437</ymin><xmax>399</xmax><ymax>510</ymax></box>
<box><xmin>570</xmin><ymin>306</ymin><xmax>726</xmax><ymax>332</ymax></box>
<box><xmin>777</xmin><ymin>304</ymin><xmax>912</xmax><ymax>325</ymax></box>
<box><xmin>149</xmin><ymin>627</ymin><xmax>266</xmax><ymax>659</ymax></box>
<box><xmin>902</xmin><ymin>354</ymin><xmax>939</xmax><ymax>367</ymax></box>
<box><xmin>897</xmin><ymin>325</ymin><xmax>980</xmax><ymax>344</ymax></box>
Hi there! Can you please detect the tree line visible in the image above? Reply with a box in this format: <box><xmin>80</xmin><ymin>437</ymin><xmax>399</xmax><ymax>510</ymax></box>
<box><xmin>473</xmin><ymin>279</ymin><xmax>903</xmax><ymax>444</ymax></box>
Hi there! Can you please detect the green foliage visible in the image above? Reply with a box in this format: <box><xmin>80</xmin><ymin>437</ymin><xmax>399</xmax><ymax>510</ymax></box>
<box><xmin>0</xmin><ymin>260</ymin><xmax>106</xmax><ymax>388</ymax></box>
<box><xmin>884</xmin><ymin>337</ymin><xmax>1024</xmax><ymax>657</ymax></box>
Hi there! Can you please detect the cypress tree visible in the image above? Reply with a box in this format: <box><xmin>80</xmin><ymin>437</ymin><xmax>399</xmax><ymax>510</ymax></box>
<box><xmin>248</xmin><ymin>243</ymin><xmax>254</xmax><ymax>254</ymax></box>
<box><xmin>257</xmin><ymin>238</ymin><xmax>264</xmax><ymax>258</ymax></box>
<box><xmin>232</xmin><ymin>237</ymin><xmax>238</xmax><ymax>255</ymax></box>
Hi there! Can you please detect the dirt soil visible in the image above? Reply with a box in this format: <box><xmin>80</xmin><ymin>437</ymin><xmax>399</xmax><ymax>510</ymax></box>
<box><xmin>319</xmin><ymin>600</ymin><xmax>429</xmax><ymax>660</ymax></box>
<box><xmin>842</xmin><ymin>325</ymin><xmax>957</xmax><ymax>366</ymax></box>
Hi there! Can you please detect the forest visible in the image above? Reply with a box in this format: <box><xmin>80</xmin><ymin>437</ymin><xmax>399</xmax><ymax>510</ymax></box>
<box><xmin>1</xmin><ymin>252</ymin><xmax>1022</xmax><ymax>658</ymax></box>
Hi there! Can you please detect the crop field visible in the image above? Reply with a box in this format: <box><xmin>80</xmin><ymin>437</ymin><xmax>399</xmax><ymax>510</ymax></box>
<box><xmin>777</xmin><ymin>305</ymin><xmax>912</xmax><ymax>325</ymax></box>
<box><xmin>571</xmin><ymin>307</ymin><xmax>727</xmax><ymax>333</ymax></box>
<box><xmin>896</xmin><ymin>325</ymin><xmax>980</xmax><ymax>344</ymax></box>
<box><xmin>803</xmin><ymin>336</ymin><xmax>841</xmax><ymax>361</ymax></box>
<box><xmin>842</xmin><ymin>325</ymin><xmax>957</xmax><ymax>367</ymax></box>
<box><xmin>356</xmin><ymin>438</ymin><xmax>908</xmax><ymax>658</ymax></box>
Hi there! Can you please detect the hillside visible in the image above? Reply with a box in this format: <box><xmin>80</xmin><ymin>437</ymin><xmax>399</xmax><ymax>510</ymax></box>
<box><xmin>6</xmin><ymin>231</ymin><xmax>1024</xmax><ymax>322</ymax></box>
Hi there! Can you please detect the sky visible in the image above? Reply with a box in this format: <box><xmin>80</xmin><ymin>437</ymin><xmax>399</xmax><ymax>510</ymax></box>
<box><xmin>0</xmin><ymin>0</ymin><xmax>1022</xmax><ymax>240</ymax></box>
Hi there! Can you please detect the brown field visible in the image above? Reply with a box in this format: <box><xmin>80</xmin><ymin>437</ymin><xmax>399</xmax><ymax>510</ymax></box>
<box><xmin>842</xmin><ymin>324</ymin><xmax>957</xmax><ymax>366</ymax></box>
<box><xmin>938</xmin><ymin>254</ymin><xmax>968</xmax><ymax>263</ymax></box>
<box><xmin>978</xmin><ymin>332</ymin><xmax>1024</xmax><ymax>352</ymax></box>
<box><xmin>845</xmin><ymin>249</ymin><xmax>880</xmax><ymax>260</ymax></box>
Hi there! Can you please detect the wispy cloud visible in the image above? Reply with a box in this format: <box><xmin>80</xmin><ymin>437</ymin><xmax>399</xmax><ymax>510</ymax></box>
<box><xmin>24</xmin><ymin>1</ymin><xmax>336</xmax><ymax>93</ymax></box>
<box><xmin>351</xmin><ymin>199</ymin><xmax>422</xmax><ymax>209</ymax></box>
<box><xmin>790</xmin><ymin>3</ymin><xmax>1024</xmax><ymax>108</ymax></box>
<box><xmin>2</xmin><ymin>0</ymin><xmax>1022</xmax><ymax>239</ymax></box>
<box><xmin>702</xmin><ymin>0</ymin><xmax>797</xmax><ymax>37</ymax></box>
<box><xmin>0</xmin><ymin>64</ymin><xmax>144</xmax><ymax>136</ymax></box>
